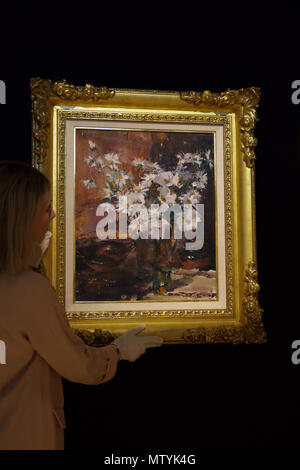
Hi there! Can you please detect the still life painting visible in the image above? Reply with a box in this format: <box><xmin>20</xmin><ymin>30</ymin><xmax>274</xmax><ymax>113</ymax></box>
<box><xmin>75</xmin><ymin>129</ymin><xmax>216</xmax><ymax>303</ymax></box>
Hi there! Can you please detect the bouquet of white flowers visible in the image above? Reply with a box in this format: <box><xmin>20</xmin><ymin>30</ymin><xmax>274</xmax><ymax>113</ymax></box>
<box><xmin>82</xmin><ymin>140</ymin><xmax>214</xmax><ymax>293</ymax></box>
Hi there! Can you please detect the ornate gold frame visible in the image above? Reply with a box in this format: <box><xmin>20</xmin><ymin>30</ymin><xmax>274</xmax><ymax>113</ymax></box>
<box><xmin>31</xmin><ymin>78</ymin><xmax>265</xmax><ymax>345</ymax></box>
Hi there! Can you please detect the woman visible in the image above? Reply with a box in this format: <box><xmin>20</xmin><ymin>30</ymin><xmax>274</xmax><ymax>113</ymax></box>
<box><xmin>0</xmin><ymin>160</ymin><xmax>163</xmax><ymax>450</ymax></box>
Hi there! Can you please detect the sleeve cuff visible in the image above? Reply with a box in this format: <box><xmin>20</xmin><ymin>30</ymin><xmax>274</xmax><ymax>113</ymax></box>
<box><xmin>98</xmin><ymin>344</ymin><xmax>120</xmax><ymax>384</ymax></box>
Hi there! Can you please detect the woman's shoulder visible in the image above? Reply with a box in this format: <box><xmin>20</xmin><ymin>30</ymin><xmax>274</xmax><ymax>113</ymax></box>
<box><xmin>0</xmin><ymin>269</ymin><xmax>56</xmax><ymax>296</ymax></box>
<box><xmin>21</xmin><ymin>270</ymin><xmax>55</xmax><ymax>292</ymax></box>
<box><xmin>0</xmin><ymin>271</ymin><xmax>58</xmax><ymax>323</ymax></box>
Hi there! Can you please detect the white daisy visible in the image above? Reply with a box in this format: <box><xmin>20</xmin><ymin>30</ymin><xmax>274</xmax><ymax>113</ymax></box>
<box><xmin>154</xmin><ymin>171</ymin><xmax>177</xmax><ymax>187</ymax></box>
<box><xmin>95</xmin><ymin>157</ymin><xmax>104</xmax><ymax>170</ymax></box>
<box><xmin>192</xmin><ymin>171</ymin><xmax>208</xmax><ymax>190</ymax></box>
<box><xmin>158</xmin><ymin>187</ymin><xmax>177</xmax><ymax>205</ymax></box>
<box><xmin>141</xmin><ymin>172</ymin><xmax>156</xmax><ymax>187</ymax></box>
<box><xmin>83</xmin><ymin>178</ymin><xmax>96</xmax><ymax>189</ymax></box>
<box><xmin>190</xmin><ymin>153</ymin><xmax>202</xmax><ymax>164</ymax></box>
<box><xmin>179</xmin><ymin>191</ymin><xmax>200</xmax><ymax>205</ymax></box>
<box><xmin>105</xmin><ymin>153</ymin><xmax>121</xmax><ymax>169</ymax></box>
<box><xmin>84</xmin><ymin>155</ymin><xmax>95</xmax><ymax>166</ymax></box>
<box><xmin>88</xmin><ymin>140</ymin><xmax>97</xmax><ymax>150</ymax></box>
<box><xmin>177</xmin><ymin>152</ymin><xmax>202</xmax><ymax>166</ymax></box>
<box><xmin>133</xmin><ymin>158</ymin><xmax>147</xmax><ymax>168</ymax></box>
<box><xmin>119</xmin><ymin>191</ymin><xmax>145</xmax><ymax>209</ymax></box>
<box><xmin>202</xmin><ymin>149</ymin><xmax>214</xmax><ymax>169</ymax></box>
<box><xmin>131</xmin><ymin>185</ymin><xmax>148</xmax><ymax>203</ymax></box>
<box><xmin>115</xmin><ymin>171</ymin><xmax>130</xmax><ymax>188</ymax></box>
<box><xmin>146</xmin><ymin>162</ymin><xmax>161</xmax><ymax>172</ymax></box>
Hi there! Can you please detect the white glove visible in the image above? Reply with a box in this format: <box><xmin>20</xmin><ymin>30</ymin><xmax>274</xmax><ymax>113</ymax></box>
<box><xmin>40</xmin><ymin>231</ymin><xmax>52</xmax><ymax>254</ymax></box>
<box><xmin>112</xmin><ymin>324</ymin><xmax>163</xmax><ymax>362</ymax></box>
<box><xmin>32</xmin><ymin>231</ymin><xmax>52</xmax><ymax>268</ymax></box>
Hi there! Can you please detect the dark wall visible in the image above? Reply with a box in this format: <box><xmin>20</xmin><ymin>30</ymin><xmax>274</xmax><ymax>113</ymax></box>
<box><xmin>1</xmin><ymin>15</ymin><xmax>300</xmax><ymax>454</ymax></box>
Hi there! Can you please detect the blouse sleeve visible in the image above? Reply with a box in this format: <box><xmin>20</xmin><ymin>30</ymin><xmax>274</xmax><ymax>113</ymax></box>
<box><xmin>19</xmin><ymin>271</ymin><xmax>120</xmax><ymax>385</ymax></box>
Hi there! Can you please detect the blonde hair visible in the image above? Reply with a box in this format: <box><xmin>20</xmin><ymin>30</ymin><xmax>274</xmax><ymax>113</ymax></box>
<box><xmin>0</xmin><ymin>160</ymin><xmax>51</xmax><ymax>275</ymax></box>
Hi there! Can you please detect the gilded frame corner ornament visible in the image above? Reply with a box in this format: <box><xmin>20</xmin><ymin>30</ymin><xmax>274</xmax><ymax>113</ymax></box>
<box><xmin>31</xmin><ymin>78</ymin><xmax>265</xmax><ymax>345</ymax></box>
<box><xmin>31</xmin><ymin>78</ymin><xmax>115</xmax><ymax>168</ymax></box>
<box><xmin>180</xmin><ymin>87</ymin><xmax>260</xmax><ymax>169</ymax></box>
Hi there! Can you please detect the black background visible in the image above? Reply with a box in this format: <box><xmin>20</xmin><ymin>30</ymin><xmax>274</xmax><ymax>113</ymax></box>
<box><xmin>1</xmin><ymin>12</ymin><xmax>300</xmax><ymax>454</ymax></box>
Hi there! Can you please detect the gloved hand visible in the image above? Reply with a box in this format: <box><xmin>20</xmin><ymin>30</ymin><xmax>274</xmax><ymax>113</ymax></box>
<box><xmin>112</xmin><ymin>324</ymin><xmax>163</xmax><ymax>362</ymax></box>
<box><xmin>32</xmin><ymin>231</ymin><xmax>52</xmax><ymax>268</ymax></box>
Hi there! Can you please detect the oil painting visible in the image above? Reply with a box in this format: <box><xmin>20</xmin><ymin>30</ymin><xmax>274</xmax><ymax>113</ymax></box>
<box><xmin>75</xmin><ymin>128</ymin><xmax>216</xmax><ymax>303</ymax></box>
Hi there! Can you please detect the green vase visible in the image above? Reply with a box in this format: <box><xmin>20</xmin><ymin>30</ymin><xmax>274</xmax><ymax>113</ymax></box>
<box><xmin>153</xmin><ymin>266</ymin><xmax>172</xmax><ymax>294</ymax></box>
